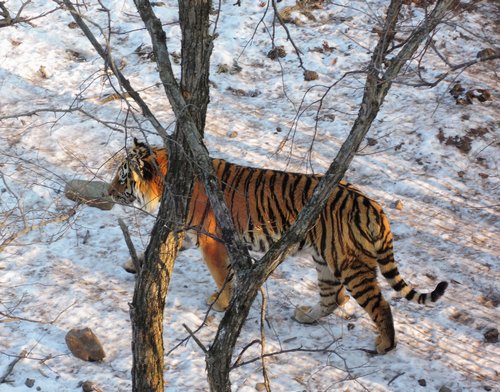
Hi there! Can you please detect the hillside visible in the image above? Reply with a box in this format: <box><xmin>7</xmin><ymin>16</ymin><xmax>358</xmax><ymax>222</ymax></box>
<box><xmin>0</xmin><ymin>1</ymin><xmax>498</xmax><ymax>391</ymax></box>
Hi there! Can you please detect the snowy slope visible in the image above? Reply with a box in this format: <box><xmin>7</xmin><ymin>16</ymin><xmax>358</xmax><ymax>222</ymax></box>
<box><xmin>0</xmin><ymin>0</ymin><xmax>498</xmax><ymax>391</ymax></box>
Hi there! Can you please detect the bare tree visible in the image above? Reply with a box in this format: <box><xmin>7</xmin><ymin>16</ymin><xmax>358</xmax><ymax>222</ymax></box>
<box><xmin>129</xmin><ymin>1</ymin><xmax>219</xmax><ymax>390</ymax></box>
<box><xmin>205</xmin><ymin>0</ymin><xmax>461</xmax><ymax>390</ymax></box>
<box><xmin>58</xmin><ymin>0</ymin><xmax>492</xmax><ymax>391</ymax></box>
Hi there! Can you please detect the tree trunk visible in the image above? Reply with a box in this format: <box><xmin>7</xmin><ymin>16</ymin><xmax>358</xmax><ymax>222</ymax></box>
<box><xmin>179</xmin><ymin>0</ymin><xmax>212</xmax><ymax>133</ymax></box>
<box><xmin>130</xmin><ymin>1</ymin><xmax>214</xmax><ymax>391</ymax></box>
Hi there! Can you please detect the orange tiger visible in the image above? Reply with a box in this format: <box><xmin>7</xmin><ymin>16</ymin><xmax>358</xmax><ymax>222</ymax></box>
<box><xmin>108</xmin><ymin>138</ymin><xmax>447</xmax><ymax>354</ymax></box>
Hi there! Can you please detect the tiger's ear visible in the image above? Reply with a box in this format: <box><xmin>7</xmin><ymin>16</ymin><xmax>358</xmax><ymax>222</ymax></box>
<box><xmin>131</xmin><ymin>138</ymin><xmax>152</xmax><ymax>158</ymax></box>
<box><xmin>140</xmin><ymin>160</ymin><xmax>154</xmax><ymax>181</ymax></box>
<box><xmin>129</xmin><ymin>154</ymin><xmax>155</xmax><ymax>181</ymax></box>
<box><xmin>129</xmin><ymin>139</ymin><xmax>155</xmax><ymax>180</ymax></box>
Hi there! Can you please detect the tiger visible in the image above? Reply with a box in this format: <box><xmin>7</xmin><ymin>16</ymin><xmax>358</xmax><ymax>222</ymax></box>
<box><xmin>108</xmin><ymin>138</ymin><xmax>448</xmax><ymax>354</ymax></box>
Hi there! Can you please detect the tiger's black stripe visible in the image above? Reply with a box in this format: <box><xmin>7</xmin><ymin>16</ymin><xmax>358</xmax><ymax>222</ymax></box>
<box><xmin>109</xmin><ymin>139</ymin><xmax>449</xmax><ymax>355</ymax></box>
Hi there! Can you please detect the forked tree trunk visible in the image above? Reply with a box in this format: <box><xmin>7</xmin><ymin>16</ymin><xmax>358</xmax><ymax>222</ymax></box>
<box><xmin>130</xmin><ymin>1</ymin><xmax>214</xmax><ymax>391</ymax></box>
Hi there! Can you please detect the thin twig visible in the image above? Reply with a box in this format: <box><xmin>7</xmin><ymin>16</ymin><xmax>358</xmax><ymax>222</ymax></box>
<box><xmin>165</xmin><ymin>274</ymin><xmax>233</xmax><ymax>357</ymax></box>
<box><xmin>0</xmin><ymin>1</ymin><xmax>60</xmax><ymax>28</ymax></box>
<box><xmin>0</xmin><ymin>209</ymin><xmax>76</xmax><ymax>253</ymax></box>
<box><xmin>59</xmin><ymin>0</ymin><xmax>169</xmax><ymax>142</ymax></box>
<box><xmin>270</xmin><ymin>0</ymin><xmax>305</xmax><ymax>71</ymax></box>
<box><xmin>0</xmin><ymin>301</ymin><xmax>77</xmax><ymax>325</ymax></box>
<box><xmin>232</xmin><ymin>339</ymin><xmax>261</xmax><ymax>369</ymax></box>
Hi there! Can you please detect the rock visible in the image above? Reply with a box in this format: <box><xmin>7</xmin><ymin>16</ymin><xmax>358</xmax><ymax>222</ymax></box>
<box><xmin>418</xmin><ymin>379</ymin><xmax>426</xmax><ymax>386</ymax></box>
<box><xmin>439</xmin><ymin>386</ymin><xmax>452</xmax><ymax>392</ymax></box>
<box><xmin>25</xmin><ymin>378</ymin><xmax>35</xmax><ymax>388</ymax></box>
<box><xmin>267</xmin><ymin>46</ymin><xmax>286</xmax><ymax>60</ymax></box>
<box><xmin>227</xmin><ymin>130</ymin><xmax>238</xmax><ymax>138</ymax></box>
<box><xmin>64</xmin><ymin>180</ymin><xmax>114</xmax><ymax>210</ymax></box>
<box><xmin>393</xmin><ymin>200</ymin><xmax>404</xmax><ymax>210</ymax></box>
<box><xmin>449</xmin><ymin>83</ymin><xmax>464</xmax><ymax>98</ymax></box>
<box><xmin>476</xmin><ymin>48</ymin><xmax>496</xmax><ymax>60</ymax></box>
<box><xmin>347</xmin><ymin>323</ymin><xmax>355</xmax><ymax>330</ymax></box>
<box><xmin>81</xmin><ymin>380</ymin><xmax>104</xmax><ymax>392</ymax></box>
<box><xmin>484</xmin><ymin>328</ymin><xmax>498</xmax><ymax>343</ymax></box>
<box><xmin>217</xmin><ymin>63</ymin><xmax>230</xmax><ymax>73</ymax></box>
<box><xmin>303</xmin><ymin>70</ymin><xmax>319</xmax><ymax>81</ymax></box>
<box><xmin>37</xmin><ymin>65</ymin><xmax>49</xmax><ymax>79</ymax></box>
<box><xmin>66</xmin><ymin>328</ymin><xmax>105</xmax><ymax>362</ymax></box>
<box><xmin>478</xmin><ymin>293</ymin><xmax>499</xmax><ymax>308</ymax></box>
<box><xmin>217</xmin><ymin>62</ymin><xmax>241</xmax><ymax>75</ymax></box>
<box><xmin>255</xmin><ymin>382</ymin><xmax>267</xmax><ymax>391</ymax></box>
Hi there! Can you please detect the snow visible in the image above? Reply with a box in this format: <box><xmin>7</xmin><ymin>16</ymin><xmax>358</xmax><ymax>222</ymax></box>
<box><xmin>0</xmin><ymin>0</ymin><xmax>499</xmax><ymax>391</ymax></box>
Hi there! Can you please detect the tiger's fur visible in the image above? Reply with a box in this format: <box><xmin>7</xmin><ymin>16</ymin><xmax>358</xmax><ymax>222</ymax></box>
<box><xmin>109</xmin><ymin>138</ymin><xmax>448</xmax><ymax>354</ymax></box>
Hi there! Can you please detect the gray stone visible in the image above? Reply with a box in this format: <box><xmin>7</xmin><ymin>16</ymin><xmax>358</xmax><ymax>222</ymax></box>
<box><xmin>64</xmin><ymin>180</ymin><xmax>114</xmax><ymax>210</ymax></box>
<box><xmin>25</xmin><ymin>378</ymin><xmax>35</xmax><ymax>388</ymax></box>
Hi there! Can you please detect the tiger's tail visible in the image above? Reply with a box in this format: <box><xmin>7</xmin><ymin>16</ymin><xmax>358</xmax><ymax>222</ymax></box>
<box><xmin>375</xmin><ymin>214</ymin><xmax>448</xmax><ymax>305</ymax></box>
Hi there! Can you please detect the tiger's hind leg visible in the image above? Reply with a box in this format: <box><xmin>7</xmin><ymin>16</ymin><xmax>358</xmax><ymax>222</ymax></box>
<box><xmin>343</xmin><ymin>259</ymin><xmax>396</xmax><ymax>354</ymax></box>
<box><xmin>294</xmin><ymin>258</ymin><xmax>350</xmax><ymax>324</ymax></box>
<box><xmin>198</xmin><ymin>233</ymin><xmax>232</xmax><ymax>312</ymax></box>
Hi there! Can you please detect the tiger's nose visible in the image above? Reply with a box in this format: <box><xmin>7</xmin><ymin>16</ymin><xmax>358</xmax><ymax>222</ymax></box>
<box><xmin>108</xmin><ymin>186</ymin><xmax>118</xmax><ymax>197</ymax></box>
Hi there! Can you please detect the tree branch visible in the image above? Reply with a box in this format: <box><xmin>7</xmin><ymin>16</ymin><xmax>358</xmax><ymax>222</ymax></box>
<box><xmin>60</xmin><ymin>0</ymin><xmax>168</xmax><ymax>141</ymax></box>
<box><xmin>259</xmin><ymin>288</ymin><xmax>271</xmax><ymax>392</ymax></box>
<box><xmin>133</xmin><ymin>0</ymin><xmax>254</xmax><ymax>274</ymax></box>
<box><xmin>206</xmin><ymin>1</ymin><xmax>460</xmax><ymax>390</ymax></box>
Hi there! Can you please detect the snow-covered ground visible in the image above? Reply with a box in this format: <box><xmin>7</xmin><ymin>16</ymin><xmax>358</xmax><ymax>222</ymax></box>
<box><xmin>0</xmin><ymin>0</ymin><xmax>498</xmax><ymax>391</ymax></box>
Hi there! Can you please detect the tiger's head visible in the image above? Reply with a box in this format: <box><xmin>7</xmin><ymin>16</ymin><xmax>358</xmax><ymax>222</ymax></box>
<box><xmin>108</xmin><ymin>138</ymin><xmax>168</xmax><ymax>212</ymax></box>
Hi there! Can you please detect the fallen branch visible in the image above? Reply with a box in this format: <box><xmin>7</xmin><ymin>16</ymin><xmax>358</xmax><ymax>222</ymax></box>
<box><xmin>0</xmin><ymin>350</ymin><xmax>27</xmax><ymax>383</ymax></box>
<box><xmin>232</xmin><ymin>342</ymin><xmax>339</xmax><ymax>369</ymax></box>
<box><xmin>388</xmin><ymin>371</ymin><xmax>405</xmax><ymax>386</ymax></box>
<box><xmin>182</xmin><ymin>323</ymin><xmax>208</xmax><ymax>354</ymax></box>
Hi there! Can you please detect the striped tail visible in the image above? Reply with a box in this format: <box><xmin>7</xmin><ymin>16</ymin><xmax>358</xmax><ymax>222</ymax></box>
<box><xmin>376</xmin><ymin>216</ymin><xmax>448</xmax><ymax>305</ymax></box>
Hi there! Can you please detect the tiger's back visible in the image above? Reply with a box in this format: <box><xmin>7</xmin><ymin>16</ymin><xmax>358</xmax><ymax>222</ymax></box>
<box><xmin>109</xmin><ymin>139</ymin><xmax>447</xmax><ymax>354</ymax></box>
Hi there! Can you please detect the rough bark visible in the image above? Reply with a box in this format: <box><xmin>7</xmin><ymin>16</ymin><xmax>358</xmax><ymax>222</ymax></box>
<box><xmin>130</xmin><ymin>1</ymin><xmax>214</xmax><ymax>391</ymax></box>
<box><xmin>134</xmin><ymin>0</ymin><xmax>254</xmax><ymax>274</ymax></box>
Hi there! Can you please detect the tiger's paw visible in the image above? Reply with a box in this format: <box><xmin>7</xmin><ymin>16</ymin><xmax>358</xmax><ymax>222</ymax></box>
<box><xmin>206</xmin><ymin>292</ymin><xmax>229</xmax><ymax>312</ymax></box>
<box><xmin>294</xmin><ymin>303</ymin><xmax>334</xmax><ymax>324</ymax></box>
<box><xmin>375</xmin><ymin>334</ymin><xmax>396</xmax><ymax>354</ymax></box>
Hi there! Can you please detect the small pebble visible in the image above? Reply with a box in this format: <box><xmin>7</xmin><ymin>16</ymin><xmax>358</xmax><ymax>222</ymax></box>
<box><xmin>25</xmin><ymin>378</ymin><xmax>35</xmax><ymax>388</ymax></box>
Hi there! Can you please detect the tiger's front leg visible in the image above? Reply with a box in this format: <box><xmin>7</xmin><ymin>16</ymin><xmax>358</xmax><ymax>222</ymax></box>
<box><xmin>198</xmin><ymin>234</ymin><xmax>233</xmax><ymax>312</ymax></box>
<box><xmin>294</xmin><ymin>259</ymin><xmax>350</xmax><ymax>323</ymax></box>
